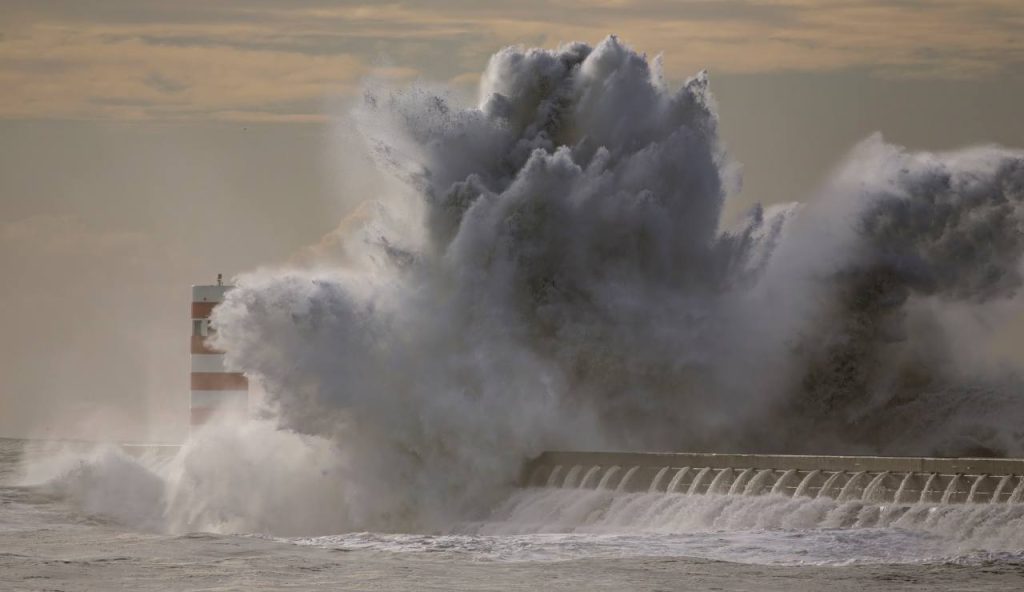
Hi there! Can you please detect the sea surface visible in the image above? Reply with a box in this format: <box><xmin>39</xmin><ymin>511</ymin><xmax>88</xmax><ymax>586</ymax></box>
<box><xmin>3</xmin><ymin>437</ymin><xmax>1024</xmax><ymax>591</ymax></box>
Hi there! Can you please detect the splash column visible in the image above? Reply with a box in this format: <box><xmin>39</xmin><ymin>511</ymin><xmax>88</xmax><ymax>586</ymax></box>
<box><xmin>190</xmin><ymin>279</ymin><xmax>248</xmax><ymax>429</ymax></box>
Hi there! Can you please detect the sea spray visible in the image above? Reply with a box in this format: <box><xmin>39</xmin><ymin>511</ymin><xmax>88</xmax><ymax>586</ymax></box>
<box><xmin>209</xmin><ymin>36</ymin><xmax>765</xmax><ymax>532</ymax></box>
<box><xmin>22</xmin><ymin>36</ymin><xmax>1024</xmax><ymax>537</ymax></box>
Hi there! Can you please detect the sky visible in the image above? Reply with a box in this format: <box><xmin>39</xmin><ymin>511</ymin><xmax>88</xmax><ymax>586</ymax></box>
<box><xmin>1</xmin><ymin>0</ymin><xmax>1022</xmax><ymax>441</ymax></box>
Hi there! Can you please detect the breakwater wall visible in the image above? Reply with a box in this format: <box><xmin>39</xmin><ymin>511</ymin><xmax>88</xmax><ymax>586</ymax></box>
<box><xmin>524</xmin><ymin>451</ymin><xmax>1024</xmax><ymax>504</ymax></box>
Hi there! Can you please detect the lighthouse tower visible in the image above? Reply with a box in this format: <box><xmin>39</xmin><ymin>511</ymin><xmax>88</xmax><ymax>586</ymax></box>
<box><xmin>190</xmin><ymin>275</ymin><xmax>248</xmax><ymax>429</ymax></box>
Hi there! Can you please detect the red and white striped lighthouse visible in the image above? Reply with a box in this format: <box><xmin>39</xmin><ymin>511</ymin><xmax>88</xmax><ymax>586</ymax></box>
<box><xmin>190</xmin><ymin>275</ymin><xmax>248</xmax><ymax>429</ymax></box>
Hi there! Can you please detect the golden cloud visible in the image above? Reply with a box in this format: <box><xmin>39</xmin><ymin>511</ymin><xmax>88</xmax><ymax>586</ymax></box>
<box><xmin>0</xmin><ymin>0</ymin><xmax>1020</xmax><ymax>121</ymax></box>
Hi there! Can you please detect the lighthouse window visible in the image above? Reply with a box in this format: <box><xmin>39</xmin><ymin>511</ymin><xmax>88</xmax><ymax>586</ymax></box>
<box><xmin>193</xmin><ymin>320</ymin><xmax>203</xmax><ymax>336</ymax></box>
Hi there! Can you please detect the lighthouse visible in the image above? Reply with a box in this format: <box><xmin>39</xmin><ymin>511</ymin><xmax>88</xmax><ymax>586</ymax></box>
<box><xmin>190</xmin><ymin>275</ymin><xmax>248</xmax><ymax>429</ymax></box>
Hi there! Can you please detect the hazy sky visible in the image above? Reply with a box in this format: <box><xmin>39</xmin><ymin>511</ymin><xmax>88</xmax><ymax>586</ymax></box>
<box><xmin>1</xmin><ymin>1</ymin><xmax>1022</xmax><ymax>440</ymax></box>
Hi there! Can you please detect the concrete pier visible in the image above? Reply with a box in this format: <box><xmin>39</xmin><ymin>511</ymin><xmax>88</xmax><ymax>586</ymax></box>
<box><xmin>524</xmin><ymin>451</ymin><xmax>1024</xmax><ymax>504</ymax></box>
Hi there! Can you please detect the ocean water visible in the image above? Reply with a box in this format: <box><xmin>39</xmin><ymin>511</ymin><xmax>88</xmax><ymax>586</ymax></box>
<box><xmin>4</xmin><ymin>438</ymin><xmax>1024</xmax><ymax>591</ymax></box>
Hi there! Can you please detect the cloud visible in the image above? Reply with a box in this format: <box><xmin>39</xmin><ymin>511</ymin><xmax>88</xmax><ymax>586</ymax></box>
<box><xmin>0</xmin><ymin>0</ymin><xmax>1020</xmax><ymax>121</ymax></box>
<box><xmin>0</xmin><ymin>23</ymin><xmax>366</xmax><ymax>121</ymax></box>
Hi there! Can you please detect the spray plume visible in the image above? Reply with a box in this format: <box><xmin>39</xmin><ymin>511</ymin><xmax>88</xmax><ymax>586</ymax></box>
<box><xmin>24</xmin><ymin>37</ymin><xmax>1024</xmax><ymax>535</ymax></box>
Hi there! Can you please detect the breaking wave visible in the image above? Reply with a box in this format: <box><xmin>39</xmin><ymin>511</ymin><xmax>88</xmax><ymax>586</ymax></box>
<box><xmin>472</xmin><ymin>487</ymin><xmax>1024</xmax><ymax>553</ymax></box>
<box><xmin>22</xmin><ymin>37</ymin><xmax>1024</xmax><ymax>539</ymax></box>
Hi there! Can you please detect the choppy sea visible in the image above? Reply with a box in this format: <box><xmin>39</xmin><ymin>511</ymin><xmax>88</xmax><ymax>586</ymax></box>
<box><xmin>3</xmin><ymin>437</ymin><xmax>1024</xmax><ymax>591</ymax></box>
